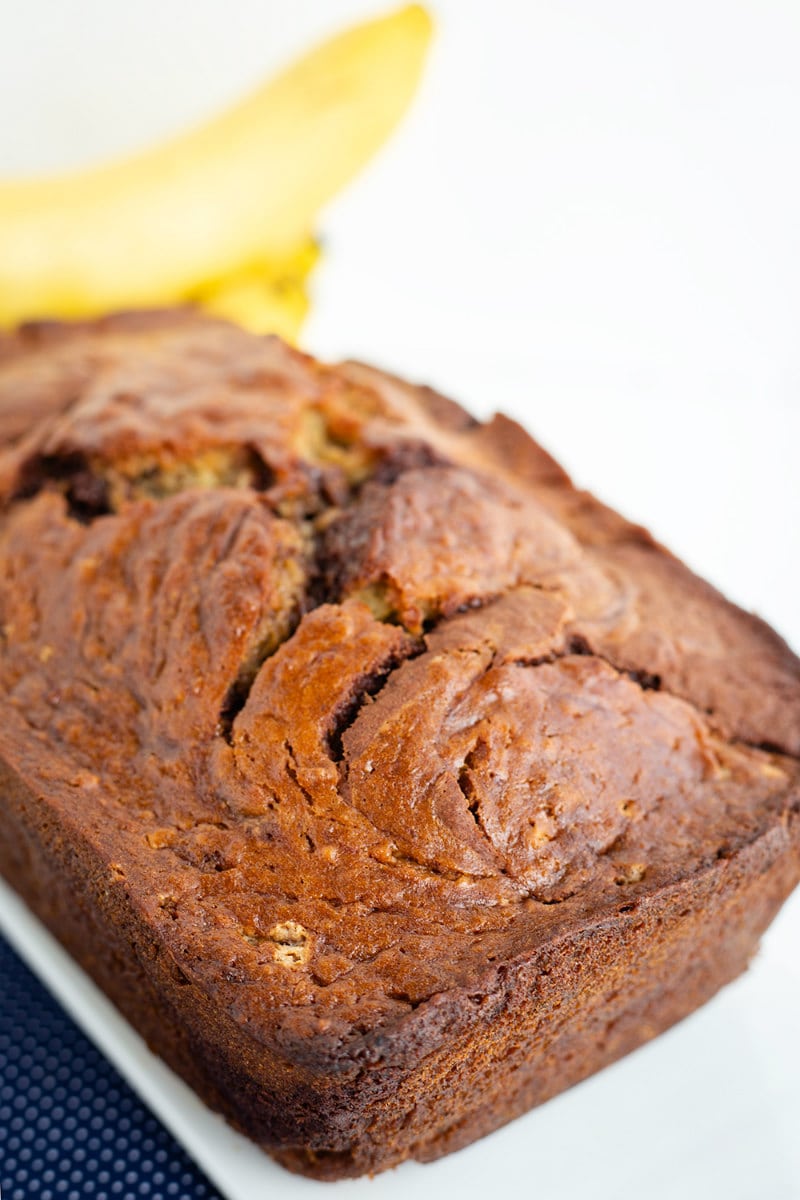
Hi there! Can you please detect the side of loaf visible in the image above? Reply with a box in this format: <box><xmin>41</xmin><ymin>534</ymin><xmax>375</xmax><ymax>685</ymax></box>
<box><xmin>0</xmin><ymin>310</ymin><xmax>798</xmax><ymax>1179</ymax></box>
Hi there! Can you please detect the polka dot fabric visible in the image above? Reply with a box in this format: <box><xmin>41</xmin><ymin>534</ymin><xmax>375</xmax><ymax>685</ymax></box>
<box><xmin>0</xmin><ymin>935</ymin><xmax>221</xmax><ymax>1200</ymax></box>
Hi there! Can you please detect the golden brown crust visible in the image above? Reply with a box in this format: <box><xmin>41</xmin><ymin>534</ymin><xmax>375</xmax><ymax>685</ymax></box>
<box><xmin>0</xmin><ymin>310</ymin><xmax>798</xmax><ymax>1177</ymax></box>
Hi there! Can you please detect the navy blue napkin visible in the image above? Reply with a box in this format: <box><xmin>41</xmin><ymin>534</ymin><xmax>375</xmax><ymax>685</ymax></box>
<box><xmin>0</xmin><ymin>935</ymin><xmax>221</xmax><ymax>1200</ymax></box>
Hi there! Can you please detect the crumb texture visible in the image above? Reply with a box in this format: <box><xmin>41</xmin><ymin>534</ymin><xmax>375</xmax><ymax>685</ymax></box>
<box><xmin>0</xmin><ymin>311</ymin><xmax>799</xmax><ymax>1173</ymax></box>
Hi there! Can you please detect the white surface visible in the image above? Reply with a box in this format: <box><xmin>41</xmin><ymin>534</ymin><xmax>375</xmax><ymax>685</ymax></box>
<box><xmin>1</xmin><ymin>1</ymin><xmax>799</xmax><ymax>1196</ymax></box>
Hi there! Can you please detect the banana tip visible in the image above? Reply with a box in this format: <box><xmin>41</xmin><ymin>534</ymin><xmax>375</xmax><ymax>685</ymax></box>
<box><xmin>394</xmin><ymin>4</ymin><xmax>435</xmax><ymax>40</ymax></box>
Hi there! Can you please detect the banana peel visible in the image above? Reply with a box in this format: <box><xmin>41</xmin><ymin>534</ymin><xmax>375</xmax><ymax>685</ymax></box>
<box><xmin>195</xmin><ymin>240</ymin><xmax>320</xmax><ymax>341</ymax></box>
<box><xmin>0</xmin><ymin>5</ymin><xmax>432</xmax><ymax>334</ymax></box>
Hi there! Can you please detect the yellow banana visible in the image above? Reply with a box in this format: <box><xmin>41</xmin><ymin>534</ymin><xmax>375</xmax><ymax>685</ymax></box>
<box><xmin>0</xmin><ymin>5</ymin><xmax>431</xmax><ymax>326</ymax></box>
<box><xmin>195</xmin><ymin>240</ymin><xmax>320</xmax><ymax>341</ymax></box>
<box><xmin>201</xmin><ymin>274</ymin><xmax>308</xmax><ymax>343</ymax></box>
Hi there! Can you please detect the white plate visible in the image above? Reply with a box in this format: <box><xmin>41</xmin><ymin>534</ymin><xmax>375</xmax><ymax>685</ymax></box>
<box><xmin>1</xmin><ymin>875</ymin><xmax>799</xmax><ymax>1200</ymax></box>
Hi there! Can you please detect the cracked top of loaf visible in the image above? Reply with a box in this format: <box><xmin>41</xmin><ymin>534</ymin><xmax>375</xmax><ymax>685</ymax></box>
<box><xmin>1</xmin><ymin>309</ymin><xmax>798</xmax><ymax>1064</ymax></box>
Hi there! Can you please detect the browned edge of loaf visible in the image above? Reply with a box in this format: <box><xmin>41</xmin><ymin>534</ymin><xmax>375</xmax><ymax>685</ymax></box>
<box><xmin>1</xmin><ymin>749</ymin><xmax>798</xmax><ymax>1178</ymax></box>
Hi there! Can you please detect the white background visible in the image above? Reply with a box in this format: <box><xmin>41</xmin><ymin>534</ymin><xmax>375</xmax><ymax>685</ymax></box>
<box><xmin>1</xmin><ymin>3</ymin><xmax>799</xmax><ymax>1197</ymax></box>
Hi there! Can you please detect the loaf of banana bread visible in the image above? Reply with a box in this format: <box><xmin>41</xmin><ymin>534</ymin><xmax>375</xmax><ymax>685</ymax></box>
<box><xmin>0</xmin><ymin>310</ymin><xmax>798</xmax><ymax>1178</ymax></box>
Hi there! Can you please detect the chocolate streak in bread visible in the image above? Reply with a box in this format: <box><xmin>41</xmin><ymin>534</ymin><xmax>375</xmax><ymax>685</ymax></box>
<box><xmin>0</xmin><ymin>310</ymin><xmax>798</xmax><ymax>1178</ymax></box>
